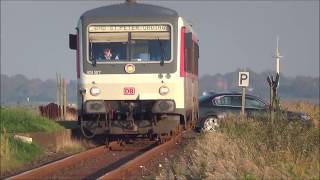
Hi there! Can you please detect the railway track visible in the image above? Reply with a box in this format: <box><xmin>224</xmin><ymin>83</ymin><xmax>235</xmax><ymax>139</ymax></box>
<box><xmin>8</xmin><ymin>134</ymin><xmax>181</xmax><ymax>180</ymax></box>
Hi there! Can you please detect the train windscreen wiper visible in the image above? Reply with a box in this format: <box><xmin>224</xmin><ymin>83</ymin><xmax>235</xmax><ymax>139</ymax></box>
<box><xmin>157</xmin><ymin>37</ymin><xmax>165</xmax><ymax>66</ymax></box>
<box><xmin>89</xmin><ymin>42</ymin><xmax>96</xmax><ymax>67</ymax></box>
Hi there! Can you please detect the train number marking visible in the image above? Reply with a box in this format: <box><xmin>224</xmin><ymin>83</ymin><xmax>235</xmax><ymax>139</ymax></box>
<box><xmin>86</xmin><ymin>70</ymin><xmax>101</xmax><ymax>75</ymax></box>
<box><xmin>124</xmin><ymin>87</ymin><xmax>135</xmax><ymax>95</ymax></box>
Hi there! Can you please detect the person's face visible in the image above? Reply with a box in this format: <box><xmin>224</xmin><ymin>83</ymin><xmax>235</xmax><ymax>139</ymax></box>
<box><xmin>104</xmin><ymin>50</ymin><xmax>111</xmax><ymax>56</ymax></box>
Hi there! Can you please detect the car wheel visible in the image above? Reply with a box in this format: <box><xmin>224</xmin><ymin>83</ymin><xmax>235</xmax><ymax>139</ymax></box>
<box><xmin>202</xmin><ymin>116</ymin><xmax>219</xmax><ymax>132</ymax></box>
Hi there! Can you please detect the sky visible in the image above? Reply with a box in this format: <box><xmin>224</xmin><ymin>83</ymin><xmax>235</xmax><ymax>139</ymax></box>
<box><xmin>1</xmin><ymin>0</ymin><xmax>319</xmax><ymax>81</ymax></box>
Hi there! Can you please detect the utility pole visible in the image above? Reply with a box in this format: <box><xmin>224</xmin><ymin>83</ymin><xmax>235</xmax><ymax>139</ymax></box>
<box><xmin>56</xmin><ymin>73</ymin><xmax>61</xmax><ymax>120</ymax></box>
<box><xmin>56</xmin><ymin>73</ymin><xmax>67</xmax><ymax>120</ymax></box>
<box><xmin>63</xmin><ymin>78</ymin><xmax>67</xmax><ymax>120</ymax></box>
<box><xmin>59</xmin><ymin>74</ymin><xmax>63</xmax><ymax>120</ymax></box>
<box><xmin>56</xmin><ymin>73</ymin><xmax>59</xmax><ymax>106</ymax></box>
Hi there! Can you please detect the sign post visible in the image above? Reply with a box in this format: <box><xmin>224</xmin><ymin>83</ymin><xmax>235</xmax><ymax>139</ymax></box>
<box><xmin>238</xmin><ymin>72</ymin><xmax>250</xmax><ymax>115</ymax></box>
<box><xmin>241</xmin><ymin>88</ymin><xmax>246</xmax><ymax>115</ymax></box>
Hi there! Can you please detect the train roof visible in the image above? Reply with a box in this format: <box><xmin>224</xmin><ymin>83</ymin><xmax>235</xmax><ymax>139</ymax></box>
<box><xmin>81</xmin><ymin>2</ymin><xmax>179</xmax><ymax>19</ymax></box>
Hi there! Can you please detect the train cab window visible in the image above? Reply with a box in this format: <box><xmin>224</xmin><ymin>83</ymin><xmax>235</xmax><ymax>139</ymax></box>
<box><xmin>89</xmin><ymin>33</ymin><xmax>128</xmax><ymax>61</ymax></box>
<box><xmin>88</xmin><ymin>25</ymin><xmax>171</xmax><ymax>63</ymax></box>
<box><xmin>131</xmin><ymin>32</ymin><xmax>171</xmax><ymax>61</ymax></box>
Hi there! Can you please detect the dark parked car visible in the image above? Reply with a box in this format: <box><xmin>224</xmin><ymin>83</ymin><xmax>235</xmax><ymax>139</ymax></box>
<box><xmin>196</xmin><ymin>92</ymin><xmax>313</xmax><ymax>132</ymax></box>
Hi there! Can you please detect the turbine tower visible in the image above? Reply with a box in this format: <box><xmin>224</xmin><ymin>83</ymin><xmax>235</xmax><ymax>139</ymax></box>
<box><xmin>273</xmin><ymin>36</ymin><xmax>283</xmax><ymax>74</ymax></box>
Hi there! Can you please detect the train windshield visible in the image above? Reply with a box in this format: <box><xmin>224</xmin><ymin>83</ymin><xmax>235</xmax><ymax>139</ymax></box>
<box><xmin>88</xmin><ymin>25</ymin><xmax>171</xmax><ymax>63</ymax></box>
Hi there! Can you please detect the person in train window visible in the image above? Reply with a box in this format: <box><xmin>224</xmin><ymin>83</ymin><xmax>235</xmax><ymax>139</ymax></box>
<box><xmin>99</xmin><ymin>48</ymin><xmax>120</xmax><ymax>61</ymax></box>
<box><xmin>102</xmin><ymin>48</ymin><xmax>113</xmax><ymax>60</ymax></box>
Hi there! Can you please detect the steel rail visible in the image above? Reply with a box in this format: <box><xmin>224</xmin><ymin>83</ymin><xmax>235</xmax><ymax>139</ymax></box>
<box><xmin>99</xmin><ymin>134</ymin><xmax>181</xmax><ymax>180</ymax></box>
<box><xmin>8</xmin><ymin>146</ymin><xmax>107</xmax><ymax>180</ymax></box>
<box><xmin>8</xmin><ymin>134</ymin><xmax>181</xmax><ymax>179</ymax></box>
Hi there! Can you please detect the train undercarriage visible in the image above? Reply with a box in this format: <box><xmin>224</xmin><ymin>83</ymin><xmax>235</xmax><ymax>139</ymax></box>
<box><xmin>79</xmin><ymin>100</ymin><xmax>184</xmax><ymax>142</ymax></box>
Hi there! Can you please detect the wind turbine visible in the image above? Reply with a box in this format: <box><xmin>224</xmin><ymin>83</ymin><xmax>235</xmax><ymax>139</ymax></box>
<box><xmin>273</xmin><ymin>36</ymin><xmax>283</xmax><ymax>75</ymax></box>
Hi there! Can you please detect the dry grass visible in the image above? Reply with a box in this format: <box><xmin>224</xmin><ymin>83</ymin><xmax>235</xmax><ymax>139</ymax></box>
<box><xmin>64</xmin><ymin>112</ymin><xmax>77</xmax><ymax>121</ymax></box>
<box><xmin>157</xmin><ymin>132</ymin><xmax>283</xmax><ymax>180</ymax></box>
<box><xmin>220</xmin><ymin>116</ymin><xmax>320</xmax><ymax>179</ymax></box>
<box><xmin>55</xmin><ymin>137</ymin><xmax>85</xmax><ymax>154</ymax></box>
<box><xmin>0</xmin><ymin>129</ymin><xmax>16</xmax><ymax>173</ymax></box>
<box><xmin>156</xmin><ymin>102</ymin><xmax>320</xmax><ymax>180</ymax></box>
<box><xmin>281</xmin><ymin>100</ymin><xmax>320</xmax><ymax>128</ymax></box>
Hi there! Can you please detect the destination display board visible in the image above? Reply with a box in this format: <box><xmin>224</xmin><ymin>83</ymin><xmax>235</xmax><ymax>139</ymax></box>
<box><xmin>89</xmin><ymin>25</ymin><xmax>170</xmax><ymax>32</ymax></box>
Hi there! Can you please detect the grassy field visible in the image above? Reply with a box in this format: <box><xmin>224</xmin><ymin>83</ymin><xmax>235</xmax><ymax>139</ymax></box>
<box><xmin>1</xmin><ymin>132</ymin><xmax>43</xmax><ymax>173</ymax></box>
<box><xmin>281</xmin><ymin>100</ymin><xmax>320</xmax><ymax>128</ymax></box>
<box><xmin>156</xmin><ymin>102</ymin><xmax>320</xmax><ymax>179</ymax></box>
<box><xmin>0</xmin><ymin>107</ymin><xmax>64</xmax><ymax>175</ymax></box>
<box><xmin>0</xmin><ymin>108</ymin><xmax>63</xmax><ymax>133</ymax></box>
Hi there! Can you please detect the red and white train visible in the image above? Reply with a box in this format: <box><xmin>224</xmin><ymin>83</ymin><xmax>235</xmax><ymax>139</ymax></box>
<box><xmin>69</xmin><ymin>1</ymin><xmax>199</xmax><ymax>139</ymax></box>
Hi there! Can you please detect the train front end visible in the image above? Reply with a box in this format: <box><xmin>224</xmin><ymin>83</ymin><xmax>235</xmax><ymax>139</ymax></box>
<box><xmin>69</xmin><ymin>3</ymin><xmax>190</xmax><ymax>139</ymax></box>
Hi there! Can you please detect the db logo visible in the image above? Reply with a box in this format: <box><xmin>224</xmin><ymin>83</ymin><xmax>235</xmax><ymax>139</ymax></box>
<box><xmin>124</xmin><ymin>87</ymin><xmax>135</xmax><ymax>95</ymax></box>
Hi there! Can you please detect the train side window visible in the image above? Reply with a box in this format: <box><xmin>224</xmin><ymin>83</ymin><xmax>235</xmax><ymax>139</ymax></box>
<box><xmin>69</xmin><ymin>34</ymin><xmax>77</xmax><ymax>50</ymax></box>
<box><xmin>185</xmin><ymin>32</ymin><xmax>192</xmax><ymax>48</ymax></box>
<box><xmin>195</xmin><ymin>43</ymin><xmax>199</xmax><ymax>75</ymax></box>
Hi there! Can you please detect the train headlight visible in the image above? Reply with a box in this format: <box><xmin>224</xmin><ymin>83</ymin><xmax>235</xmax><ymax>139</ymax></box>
<box><xmin>159</xmin><ymin>86</ymin><xmax>169</xmax><ymax>96</ymax></box>
<box><xmin>152</xmin><ymin>100</ymin><xmax>175</xmax><ymax>113</ymax></box>
<box><xmin>85</xmin><ymin>100</ymin><xmax>105</xmax><ymax>113</ymax></box>
<box><xmin>90</xmin><ymin>86</ymin><xmax>101</xmax><ymax>96</ymax></box>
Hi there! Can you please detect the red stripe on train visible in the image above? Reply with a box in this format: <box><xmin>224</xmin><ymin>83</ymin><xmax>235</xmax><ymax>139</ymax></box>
<box><xmin>180</xmin><ymin>27</ymin><xmax>185</xmax><ymax>77</ymax></box>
